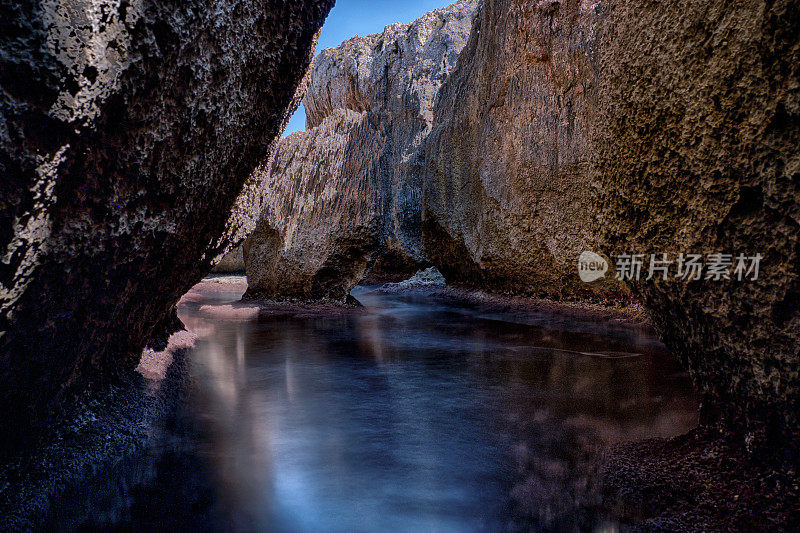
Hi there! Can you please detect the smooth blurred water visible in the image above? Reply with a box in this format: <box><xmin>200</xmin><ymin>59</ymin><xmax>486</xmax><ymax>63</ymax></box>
<box><xmin>86</xmin><ymin>277</ymin><xmax>698</xmax><ymax>532</ymax></box>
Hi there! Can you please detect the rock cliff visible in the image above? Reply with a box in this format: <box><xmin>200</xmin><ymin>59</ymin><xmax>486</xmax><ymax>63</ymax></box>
<box><xmin>243</xmin><ymin>0</ymin><xmax>479</xmax><ymax>301</ymax></box>
<box><xmin>0</xmin><ymin>0</ymin><xmax>333</xmax><ymax>439</ymax></box>
<box><xmin>244</xmin><ymin>108</ymin><xmax>382</xmax><ymax>300</ymax></box>
<box><xmin>211</xmin><ymin>245</ymin><xmax>244</xmax><ymax>273</ymax></box>
<box><xmin>421</xmin><ymin>0</ymin><xmax>625</xmax><ymax>301</ymax></box>
<box><xmin>422</xmin><ymin>0</ymin><xmax>799</xmax><ymax>439</ymax></box>
<box><xmin>592</xmin><ymin>0</ymin><xmax>800</xmax><ymax>438</ymax></box>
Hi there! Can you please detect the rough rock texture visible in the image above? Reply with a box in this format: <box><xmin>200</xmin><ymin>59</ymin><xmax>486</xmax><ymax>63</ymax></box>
<box><xmin>244</xmin><ymin>0</ymin><xmax>479</xmax><ymax>301</ymax></box>
<box><xmin>0</xmin><ymin>331</ymin><xmax>196</xmax><ymax>529</ymax></box>
<box><xmin>211</xmin><ymin>245</ymin><xmax>244</xmax><ymax>273</ymax></box>
<box><xmin>591</xmin><ymin>0</ymin><xmax>800</xmax><ymax>437</ymax></box>
<box><xmin>0</xmin><ymin>0</ymin><xmax>333</xmax><ymax>442</ymax></box>
<box><xmin>244</xmin><ymin>109</ymin><xmax>382</xmax><ymax>300</ymax></box>
<box><xmin>422</xmin><ymin>0</ymin><xmax>625</xmax><ymax>301</ymax></box>
<box><xmin>217</xmin><ymin>55</ymin><xmax>315</xmax><ymax>253</ymax></box>
<box><xmin>377</xmin><ymin>266</ymin><xmax>446</xmax><ymax>293</ymax></box>
<box><xmin>600</xmin><ymin>428</ymin><xmax>800</xmax><ymax>530</ymax></box>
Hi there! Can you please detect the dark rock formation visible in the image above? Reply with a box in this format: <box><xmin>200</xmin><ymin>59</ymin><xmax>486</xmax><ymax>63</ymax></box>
<box><xmin>420</xmin><ymin>0</ymin><xmax>798</xmax><ymax>442</ymax></box>
<box><xmin>0</xmin><ymin>0</ymin><xmax>333</xmax><ymax>442</ymax></box>
<box><xmin>422</xmin><ymin>0</ymin><xmax>625</xmax><ymax>301</ymax></box>
<box><xmin>591</xmin><ymin>0</ymin><xmax>800</xmax><ymax>439</ymax></box>
<box><xmin>243</xmin><ymin>0</ymin><xmax>479</xmax><ymax>301</ymax></box>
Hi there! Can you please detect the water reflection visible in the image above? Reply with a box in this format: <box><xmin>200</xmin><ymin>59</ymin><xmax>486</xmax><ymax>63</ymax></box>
<box><xmin>154</xmin><ymin>277</ymin><xmax>698</xmax><ymax>531</ymax></box>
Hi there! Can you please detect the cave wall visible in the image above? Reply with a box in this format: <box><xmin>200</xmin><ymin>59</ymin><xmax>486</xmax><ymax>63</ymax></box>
<box><xmin>591</xmin><ymin>0</ymin><xmax>800</xmax><ymax>436</ymax></box>
<box><xmin>0</xmin><ymin>0</ymin><xmax>333</xmax><ymax>435</ymax></box>
<box><xmin>422</xmin><ymin>0</ymin><xmax>626</xmax><ymax>301</ymax></box>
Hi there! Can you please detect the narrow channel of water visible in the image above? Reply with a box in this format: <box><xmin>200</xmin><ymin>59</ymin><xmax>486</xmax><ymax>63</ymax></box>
<box><xmin>85</xmin><ymin>276</ymin><xmax>698</xmax><ymax>531</ymax></box>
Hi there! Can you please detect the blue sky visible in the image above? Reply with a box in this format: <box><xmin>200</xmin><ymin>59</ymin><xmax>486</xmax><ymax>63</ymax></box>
<box><xmin>284</xmin><ymin>0</ymin><xmax>452</xmax><ymax>135</ymax></box>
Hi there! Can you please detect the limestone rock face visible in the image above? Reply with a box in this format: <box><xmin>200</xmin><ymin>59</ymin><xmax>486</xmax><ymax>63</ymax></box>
<box><xmin>244</xmin><ymin>108</ymin><xmax>382</xmax><ymax>300</ymax></box>
<box><xmin>0</xmin><ymin>0</ymin><xmax>333</xmax><ymax>432</ymax></box>
<box><xmin>211</xmin><ymin>246</ymin><xmax>244</xmax><ymax>273</ymax></box>
<box><xmin>422</xmin><ymin>0</ymin><xmax>624</xmax><ymax>300</ymax></box>
<box><xmin>592</xmin><ymin>0</ymin><xmax>800</xmax><ymax>435</ymax></box>
<box><xmin>244</xmin><ymin>0</ymin><xmax>479</xmax><ymax>301</ymax></box>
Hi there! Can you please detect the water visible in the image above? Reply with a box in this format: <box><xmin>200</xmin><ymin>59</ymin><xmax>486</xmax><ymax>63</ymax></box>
<box><xmin>90</xmin><ymin>277</ymin><xmax>698</xmax><ymax>531</ymax></box>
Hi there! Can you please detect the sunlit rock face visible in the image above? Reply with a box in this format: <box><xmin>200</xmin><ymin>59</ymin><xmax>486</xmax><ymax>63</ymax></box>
<box><xmin>0</xmin><ymin>0</ymin><xmax>333</xmax><ymax>434</ymax></box>
<box><xmin>422</xmin><ymin>0</ymin><xmax>625</xmax><ymax>300</ymax></box>
<box><xmin>591</xmin><ymin>0</ymin><xmax>800</xmax><ymax>436</ymax></box>
<box><xmin>244</xmin><ymin>109</ymin><xmax>382</xmax><ymax>300</ymax></box>
<box><xmin>243</xmin><ymin>0</ymin><xmax>480</xmax><ymax>301</ymax></box>
<box><xmin>212</xmin><ymin>246</ymin><xmax>244</xmax><ymax>273</ymax></box>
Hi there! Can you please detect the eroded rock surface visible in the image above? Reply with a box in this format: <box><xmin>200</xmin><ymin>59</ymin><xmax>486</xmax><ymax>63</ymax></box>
<box><xmin>211</xmin><ymin>245</ymin><xmax>244</xmax><ymax>273</ymax></box>
<box><xmin>243</xmin><ymin>0</ymin><xmax>479</xmax><ymax>301</ymax></box>
<box><xmin>592</xmin><ymin>0</ymin><xmax>800</xmax><ymax>436</ymax></box>
<box><xmin>0</xmin><ymin>0</ymin><xmax>333</xmax><ymax>438</ymax></box>
<box><xmin>377</xmin><ymin>266</ymin><xmax>446</xmax><ymax>293</ymax></box>
<box><xmin>244</xmin><ymin>108</ymin><xmax>382</xmax><ymax>300</ymax></box>
<box><xmin>422</xmin><ymin>0</ymin><xmax>625</xmax><ymax>300</ymax></box>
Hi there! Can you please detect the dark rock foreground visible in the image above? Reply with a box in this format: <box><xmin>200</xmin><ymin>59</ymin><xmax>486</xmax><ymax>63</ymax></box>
<box><xmin>0</xmin><ymin>0</ymin><xmax>333</xmax><ymax>443</ymax></box>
